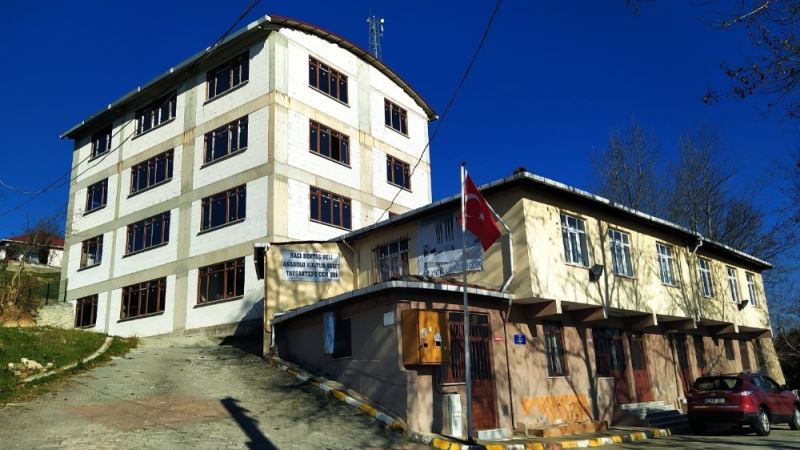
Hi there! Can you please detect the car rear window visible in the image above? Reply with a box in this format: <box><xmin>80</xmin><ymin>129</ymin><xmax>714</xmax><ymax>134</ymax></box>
<box><xmin>693</xmin><ymin>376</ymin><xmax>741</xmax><ymax>391</ymax></box>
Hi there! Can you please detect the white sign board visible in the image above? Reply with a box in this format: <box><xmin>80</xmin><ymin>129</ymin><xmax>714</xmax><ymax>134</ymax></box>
<box><xmin>417</xmin><ymin>210</ymin><xmax>484</xmax><ymax>277</ymax></box>
<box><xmin>281</xmin><ymin>250</ymin><xmax>341</xmax><ymax>282</ymax></box>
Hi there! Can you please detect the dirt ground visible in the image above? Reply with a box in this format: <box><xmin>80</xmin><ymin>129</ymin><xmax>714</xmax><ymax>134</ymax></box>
<box><xmin>0</xmin><ymin>334</ymin><xmax>424</xmax><ymax>449</ymax></box>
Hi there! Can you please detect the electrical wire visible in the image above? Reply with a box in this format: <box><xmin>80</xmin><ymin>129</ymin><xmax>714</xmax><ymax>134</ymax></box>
<box><xmin>375</xmin><ymin>0</ymin><xmax>504</xmax><ymax>222</ymax></box>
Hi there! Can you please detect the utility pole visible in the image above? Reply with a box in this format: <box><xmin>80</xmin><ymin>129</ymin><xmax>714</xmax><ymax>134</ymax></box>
<box><xmin>367</xmin><ymin>15</ymin><xmax>384</xmax><ymax>60</ymax></box>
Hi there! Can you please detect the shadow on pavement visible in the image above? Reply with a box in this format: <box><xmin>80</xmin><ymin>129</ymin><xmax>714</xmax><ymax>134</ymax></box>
<box><xmin>221</xmin><ymin>396</ymin><xmax>277</xmax><ymax>450</ymax></box>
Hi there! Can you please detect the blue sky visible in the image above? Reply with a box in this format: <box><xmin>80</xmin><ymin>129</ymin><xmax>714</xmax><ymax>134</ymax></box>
<box><xmin>0</xmin><ymin>0</ymin><xmax>795</xmax><ymax>239</ymax></box>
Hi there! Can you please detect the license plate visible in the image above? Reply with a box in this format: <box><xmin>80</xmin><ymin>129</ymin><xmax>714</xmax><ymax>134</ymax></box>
<box><xmin>705</xmin><ymin>398</ymin><xmax>725</xmax><ymax>404</ymax></box>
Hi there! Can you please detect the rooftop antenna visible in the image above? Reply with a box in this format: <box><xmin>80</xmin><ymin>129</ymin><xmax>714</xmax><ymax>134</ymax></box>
<box><xmin>367</xmin><ymin>15</ymin><xmax>384</xmax><ymax>60</ymax></box>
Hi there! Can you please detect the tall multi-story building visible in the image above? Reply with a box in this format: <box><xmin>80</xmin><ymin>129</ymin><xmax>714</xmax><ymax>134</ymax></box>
<box><xmin>59</xmin><ymin>15</ymin><xmax>436</xmax><ymax>337</ymax></box>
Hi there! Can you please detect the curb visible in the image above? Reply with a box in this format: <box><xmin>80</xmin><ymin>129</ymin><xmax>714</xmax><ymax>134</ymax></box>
<box><xmin>23</xmin><ymin>336</ymin><xmax>114</xmax><ymax>383</ymax></box>
<box><xmin>268</xmin><ymin>356</ymin><xmax>407</xmax><ymax>432</ymax></box>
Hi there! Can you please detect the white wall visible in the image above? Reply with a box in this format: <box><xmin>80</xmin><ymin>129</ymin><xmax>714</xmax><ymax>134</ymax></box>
<box><xmin>286</xmin><ymin>178</ymin><xmax>361</xmax><ymax>241</ymax></box>
<box><xmin>112</xmin><ymin>208</ymin><xmax>179</xmax><ymax>278</ymax></box>
<box><xmin>107</xmin><ymin>275</ymin><xmax>177</xmax><ymax>337</ymax></box>
<box><xmin>118</xmin><ymin>146</ymin><xmax>184</xmax><ymax>217</ymax></box>
<box><xmin>65</xmin><ymin>231</ymin><xmax>112</xmax><ymax>290</ymax></box>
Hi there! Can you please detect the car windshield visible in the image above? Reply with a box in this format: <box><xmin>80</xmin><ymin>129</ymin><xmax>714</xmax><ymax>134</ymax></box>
<box><xmin>693</xmin><ymin>376</ymin><xmax>741</xmax><ymax>391</ymax></box>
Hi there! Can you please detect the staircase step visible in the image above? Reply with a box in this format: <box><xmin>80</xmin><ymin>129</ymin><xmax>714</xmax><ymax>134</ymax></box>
<box><xmin>645</xmin><ymin>410</ymin><xmax>683</xmax><ymax>420</ymax></box>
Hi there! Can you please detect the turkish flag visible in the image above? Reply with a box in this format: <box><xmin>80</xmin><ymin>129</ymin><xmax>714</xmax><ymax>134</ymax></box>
<box><xmin>460</xmin><ymin>174</ymin><xmax>502</xmax><ymax>251</ymax></box>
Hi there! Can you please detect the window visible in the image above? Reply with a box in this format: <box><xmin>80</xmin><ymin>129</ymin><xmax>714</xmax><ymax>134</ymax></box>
<box><xmin>726</xmin><ymin>266</ymin><xmax>740</xmax><ymax>303</ymax></box>
<box><xmin>201</xmin><ymin>185</ymin><xmax>246</xmax><ymax>231</ymax></box>
<box><xmin>386</xmin><ymin>155</ymin><xmax>411</xmax><ymax>190</ymax></box>
<box><xmin>135</xmin><ymin>92</ymin><xmax>177</xmax><ymax>135</ymax></box>
<box><xmin>130</xmin><ymin>149</ymin><xmax>173</xmax><ymax>195</ymax></box>
<box><xmin>204</xmin><ymin>116</ymin><xmax>248</xmax><ymax>164</ymax></box>
<box><xmin>698</xmin><ymin>258</ymin><xmax>714</xmax><ymax>297</ymax></box>
<box><xmin>694</xmin><ymin>336</ymin><xmax>707</xmax><ymax>374</ymax></box>
<box><xmin>85</xmin><ymin>179</ymin><xmax>108</xmax><ymax>213</ymax></box>
<box><xmin>544</xmin><ymin>322</ymin><xmax>567</xmax><ymax>376</ymax></box>
<box><xmin>198</xmin><ymin>258</ymin><xmax>245</xmax><ymax>304</ymax></box>
<box><xmin>560</xmin><ymin>214</ymin><xmax>589</xmax><ymax>267</ymax></box>
<box><xmin>441</xmin><ymin>313</ymin><xmax>492</xmax><ymax>384</ymax></box>
<box><xmin>323</xmin><ymin>312</ymin><xmax>352</xmax><ymax>358</ymax></box>
<box><xmin>74</xmin><ymin>295</ymin><xmax>98</xmax><ymax>328</ymax></box>
<box><xmin>746</xmin><ymin>272</ymin><xmax>758</xmax><ymax>307</ymax></box>
<box><xmin>724</xmin><ymin>338</ymin><xmax>735</xmax><ymax>360</ymax></box>
<box><xmin>739</xmin><ymin>340</ymin><xmax>751</xmax><ymax>371</ymax></box>
<box><xmin>91</xmin><ymin>127</ymin><xmax>112</xmax><ymax>159</ymax></box>
<box><xmin>374</xmin><ymin>239</ymin><xmax>409</xmax><ymax>282</ymax></box>
<box><xmin>80</xmin><ymin>235</ymin><xmax>103</xmax><ymax>268</ymax></box>
<box><xmin>609</xmin><ymin>229</ymin><xmax>634</xmax><ymax>277</ymax></box>
<box><xmin>384</xmin><ymin>99</ymin><xmax>408</xmax><ymax>135</ymax></box>
<box><xmin>308</xmin><ymin>56</ymin><xmax>348</xmax><ymax>103</ymax></box>
<box><xmin>656</xmin><ymin>243</ymin><xmax>676</xmax><ymax>285</ymax></box>
<box><xmin>309</xmin><ymin>120</ymin><xmax>349</xmax><ymax>165</ymax></box>
<box><xmin>120</xmin><ymin>278</ymin><xmax>166</xmax><ymax>320</ymax></box>
<box><xmin>207</xmin><ymin>52</ymin><xmax>249</xmax><ymax>100</ymax></box>
<box><xmin>125</xmin><ymin>212</ymin><xmax>170</xmax><ymax>255</ymax></box>
<box><xmin>309</xmin><ymin>187</ymin><xmax>351</xmax><ymax>229</ymax></box>
<box><xmin>593</xmin><ymin>328</ymin><xmax>625</xmax><ymax>377</ymax></box>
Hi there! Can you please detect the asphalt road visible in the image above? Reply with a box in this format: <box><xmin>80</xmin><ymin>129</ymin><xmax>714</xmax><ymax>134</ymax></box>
<box><xmin>605</xmin><ymin>425</ymin><xmax>800</xmax><ymax>449</ymax></box>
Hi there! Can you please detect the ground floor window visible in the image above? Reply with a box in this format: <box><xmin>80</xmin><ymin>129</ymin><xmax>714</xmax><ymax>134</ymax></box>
<box><xmin>543</xmin><ymin>321</ymin><xmax>567</xmax><ymax>376</ymax></box>
<box><xmin>373</xmin><ymin>239</ymin><xmax>409</xmax><ymax>282</ymax></box>
<box><xmin>323</xmin><ymin>312</ymin><xmax>351</xmax><ymax>358</ymax></box>
<box><xmin>75</xmin><ymin>295</ymin><xmax>98</xmax><ymax>328</ymax></box>
<box><xmin>694</xmin><ymin>336</ymin><xmax>707</xmax><ymax>374</ymax></box>
<box><xmin>724</xmin><ymin>338</ymin><xmax>735</xmax><ymax>361</ymax></box>
<box><xmin>121</xmin><ymin>278</ymin><xmax>166</xmax><ymax>320</ymax></box>
<box><xmin>197</xmin><ymin>258</ymin><xmax>245</xmax><ymax>304</ymax></box>
<box><xmin>593</xmin><ymin>328</ymin><xmax>625</xmax><ymax>377</ymax></box>
<box><xmin>441</xmin><ymin>313</ymin><xmax>492</xmax><ymax>384</ymax></box>
<box><xmin>739</xmin><ymin>340</ymin><xmax>751</xmax><ymax>370</ymax></box>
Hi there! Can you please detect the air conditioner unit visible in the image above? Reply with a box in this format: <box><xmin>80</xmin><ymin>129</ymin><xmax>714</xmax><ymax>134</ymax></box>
<box><xmin>442</xmin><ymin>393</ymin><xmax>463</xmax><ymax>439</ymax></box>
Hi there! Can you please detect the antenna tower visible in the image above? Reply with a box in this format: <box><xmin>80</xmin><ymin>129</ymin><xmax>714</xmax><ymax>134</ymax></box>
<box><xmin>367</xmin><ymin>15</ymin><xmax>384</xmax><ymax>60</ymax></box>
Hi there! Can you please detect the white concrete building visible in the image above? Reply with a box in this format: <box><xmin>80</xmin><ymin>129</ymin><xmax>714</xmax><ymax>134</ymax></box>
<box><xmin>59</xmin><ymin>15</ymin><xmax>436</xmax><ymax>337</ymax></box>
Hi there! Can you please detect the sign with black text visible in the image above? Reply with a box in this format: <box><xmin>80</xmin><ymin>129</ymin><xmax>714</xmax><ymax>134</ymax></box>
<box><xmin>281</xmin><ymin>250</ymin><xmax>341</xmax><ymax>282</ymax></box>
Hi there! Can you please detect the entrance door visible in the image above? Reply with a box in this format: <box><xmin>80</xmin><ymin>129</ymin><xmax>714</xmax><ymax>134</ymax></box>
<box><xmin>629</xmin><ymin>332</ymin><xmax>654</xmax><ymax>402</ymax></box>
<box><xmin>444</xmin><ymin>313</ymin><xmax>498</xmax><ymax>432</ymax></box>
<box><xmin>673</xmin><ymin>334</ymin><xmax>692</xmax><ymax>393</ymax></box>
<box><xmin>594</xmin><ymin>328</ymin><xmax>631</xmax><ymax>404</ymax></box>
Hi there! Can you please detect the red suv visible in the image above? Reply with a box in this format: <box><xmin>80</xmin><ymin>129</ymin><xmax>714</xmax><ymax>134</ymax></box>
<box><xmin>686</xmin><ymin>372</ymin><xmax>800</xmax><ymax>436</ymax></box>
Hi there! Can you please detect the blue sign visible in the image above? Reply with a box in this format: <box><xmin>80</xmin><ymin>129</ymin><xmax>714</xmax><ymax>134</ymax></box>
<box><xmin>513</xmin><ymin>334</ymin><xmax>526</xmax><ymax>345</ymax></box>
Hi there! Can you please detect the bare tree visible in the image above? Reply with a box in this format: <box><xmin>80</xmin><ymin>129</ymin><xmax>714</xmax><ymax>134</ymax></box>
<box><xmin>593</xmin><ymin>118</ymin><xmax>663</xmax><ymax>216</ymax></box>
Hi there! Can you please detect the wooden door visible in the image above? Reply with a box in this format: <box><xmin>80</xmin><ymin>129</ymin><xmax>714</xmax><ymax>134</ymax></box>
<box><xmin>673</xmin><ymin>334</ymin><xmax>692</xmax><ymax>393</ymax></box>
<box><xmin>444</xmin><ymin>313</ymin><xmax>498</xmax><ymax>432</ymax></box>
<box><xmin>594</xmin><ymin>328</ymin><xmax>631</xmax><ymax>404</ymax></box>
<box><xmin>629</xmin><ymin>332</ymin><xmax>654</xmax><ymax>402</ymax></box>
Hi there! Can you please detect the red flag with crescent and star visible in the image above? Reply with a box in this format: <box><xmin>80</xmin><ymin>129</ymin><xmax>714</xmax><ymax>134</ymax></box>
<box><xmin>461</xmin><ymin>174</ymin><xmax>502</xmax><ymax>251</ymax></box>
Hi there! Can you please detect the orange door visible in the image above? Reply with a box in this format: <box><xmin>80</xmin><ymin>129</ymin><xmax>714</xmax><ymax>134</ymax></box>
<box><xmin>629</xmin><ymin>332</ymin><xmax>654</xmax><ymax>402</ymax></box>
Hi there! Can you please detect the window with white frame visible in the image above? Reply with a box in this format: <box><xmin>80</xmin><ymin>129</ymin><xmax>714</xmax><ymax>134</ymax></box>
<box><xmin>609</xmin><ymin>229</ymin><xmax>634</xmax><ymax>277</ymax></box>
<box><xmin>698</xmin><ymin>258</ymin><xmax>714</xmax><ymax>297</ymax></box>
<box><xmin>746</xmin><ymin>272</ymin><xmax>758</xmax><ymax>307</ymax></box>
<box><xmin>726</xmin><ymin>266</ymin><xmax>740</xmax><ymax>303</ymax></box>
<box><xmin>560</xmin><ymin>213</ymin><xmax>589</xmax><ymax>266</ymax></box>
<box><xmin>656</xmin><ymin>243</ymin><xmax>676</xmax><ymax>285</ymax></box>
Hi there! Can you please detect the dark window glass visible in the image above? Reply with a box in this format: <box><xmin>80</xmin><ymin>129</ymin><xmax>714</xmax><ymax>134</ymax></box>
<box><xmin>198</xmin><ymin>257</ymin><xmax>245</xmax><ymax>304</ymax></box>
<box><xmin>309</xmin><ymin>186</ymin><xmax>351</xmax><ymax>229</ymax></box>
<box><xmin>80</xmin><ymin>235</ymin><xmax>103</xmax><ymax>268</ymax></box>
<box><xmin>120</xmin><ymin>278</ymin><xmax>166</xmax><ymax>320</ymax></box>
<box><xmin>74</xmin><ymin>295</ymin><xmax>98</xmax><ymax>328</ymax></box>
<box><xmin>201</xmin><ymin>185</ymin><xmax>246</xmax><ymax>231</ymax></box>
<box><xmin>130</xmin><ymin>150</ymin><xmax>174</xmax><ymax>195</ymax></box>
<box><xmin>374</xmin><ymin>239</ymin><xmax>410</xmax><ymax>283</ymax></box>
<box><xmin>740</xmin><ymin>340</ymin><xmax>751</xmax><ymax>371</ymax></box>
<box><xmin>207</xmin><ymin>52</ymin><xmax>249</xmax><ymax>99</ymax></box>
<box><xmin>386</xmin><ymin>155</ymin><xmax>411</xmax><ymax>189</ymax></box>
<box><xmin>694</xmin><ymin>336</ymin><xmax>706</xmax><ymax>373</ymax></box>
<box><xmin>544</xmin><ymin>322</ymin><xmax>567</xmax><ymax>376</ymax></box>
<box><xmin>91</xmin><ymin>127</ymin><xmax>112</xmax><ymax>158</ymax></box>
<box><xmin>308</xmin><ymin>56</ymin><xmax>349</xmax><ymax>104</ymax></box>
<box><xmin>594</xmin><ymin>328</ymin><xmax>625</xmax><ymax>377</ymax></box>
<box><xmin>309</xmin><ymin>120</ymin><xmax>349</xmax><ymax>165</ymax></box>
<box><xmin>125</xmin><ymin>212</ymin><xmax>170</xmax><ymax>255</ymax></box>
<box><xmin>135</xmin><ymin>92</ymin><xmax>177</xmax><ymax>135</ymax></box>
<box><xmin>85</xmin><ymin>179</ymin><xmax>108</xmax><ymax>213</ymax></box>
<box><xmin>384</xmin><ymin>99</ymin><xmax>408</xmax><ymax>134</ymax></box>
<box><xmin>204</xmin><ymin>117</ymin><xmax>248</xmax><ymax>164</ymax></box>
<box><xmin>724</xmin><ymin>338</ymin><xmax>735</xmax><ymax>360</ymax></box>
<box><xmin>693</xmin><ymin>376</ymin><xmax>741</xmax><ymax>391</ymax></box>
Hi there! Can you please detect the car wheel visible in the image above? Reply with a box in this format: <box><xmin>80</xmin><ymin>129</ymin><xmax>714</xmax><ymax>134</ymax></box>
<box><xmin>790</xmin><ymin>405</ymin><xmax>800</xmax><ymax>430</ymax></box>
<box><xmin>752</xmin><ymin>407</ymin><xmax>771</xmax><ymax>436</ymax></box>
<box><xmin>689</xmin><ymin>421</ymin><xmax>705</xmax><ymax>435</ymax></box>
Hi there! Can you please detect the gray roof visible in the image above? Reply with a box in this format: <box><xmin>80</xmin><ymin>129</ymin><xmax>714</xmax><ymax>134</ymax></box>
<box><xmin>61</xmin><ymin>15</ymin><xmax>437</xmax><ymax>140</ymax></box>
<box><xmin>334</xmin><ymin>170</ymin><xmax>773</xmax><ymax>270</ymax></box>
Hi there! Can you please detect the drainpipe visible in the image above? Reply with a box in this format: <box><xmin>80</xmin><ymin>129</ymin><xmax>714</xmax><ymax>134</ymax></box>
<box><xmin>689</xmin><ymin>236</ymin><xmax>703</xmax><ymax>324</ymax></box>
<box><xmin>501</xmin><ymin>297</ymin><xmax>516</xmax><ymax>433</ymax></box>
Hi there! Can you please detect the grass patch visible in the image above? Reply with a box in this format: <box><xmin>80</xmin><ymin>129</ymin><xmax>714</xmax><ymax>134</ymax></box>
<box><xmin>0</xmin><ymin>326</ymin><xmax>137</xmax><ymax>403</ymax></box>
<box><xmin>0</xmin><ymin>265</ymin><xmax>61</xmax><ymax>303</ymax></box>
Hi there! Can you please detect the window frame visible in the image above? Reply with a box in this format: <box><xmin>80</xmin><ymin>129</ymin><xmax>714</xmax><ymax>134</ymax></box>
<box><xmin>80</xmin><ymin>235</ymin><xmax>103</xmax><ymax>269</ymax></box>
<box><xmin>203</xmin><ymin>116</ymin><xmax>248</xmax><ymax>165</ymax></box>
<box><xmin>724</xmin><ymin>338</ymin><xmax>735</xmax><ymax>361</ymax></box>
<box><xmin>384</xmin><ymin>98</ymin><xmax>408</xmax><ymax>135</ymax></box>
<box><xmin>90</xmin><ymin>126</ymin><xmax>112</xmax><ymax>159</ymax></box>
<box><xmin>560</xmin><ymin>213</ymin><xmax>590</xmax><ymax>267</ymax></box>
<box><xmin>197</xmin><ymin>257</ymin><xmax>246</xmax><ymax>305</ymax></box>
<box><xmin>308</xmin><ymin>56</ymin><xmax>349</xmax><ymax>104</ymax></box>
<box><xmin>309</xmin><ymin>186</ymin><xmax>352</xmax><ymax>230</ymax></box>
<box><xmin>745</xmin><ymin>272</ymin><xmax>758</xmax><ymax>307</ymax></box>
<box><xmin>323</xmin><ymin>312</ymin><xmax>352</xmax><ymax>359</ymax></box>
<box><xmin>206</xmin><ymin>52</ymin><xmax>250</xmax><ymax>101</ymax></box>
<box><xmin>200</xmin><ymin>185</ymin><xmax>247</xmax><ymax>232</ymax></box>
<box><xmin>373</xmin><ymin>239</ymin><xmax>409</xmax><ymax>283</ymax></box>
<box><xmin>386</xmin><ymin>155</ymin><xmax>412</xmax><ymax>190</ymax></box>
<box><xmin>120</xmin><ymin>277</ymin><xmax>166</xmax><ymax>321</ymax></box>
<box><xmin>608</xmin><ymin>229</ymin><xmax>634</xmax><ymax>277</ymax></box>
<box><xmin>726</xmin><ymin>266</ymin><xmax>740</xmax><ymax>303</ymax></box>
<box><xmin>698</xmin><ymin>258</ymin><xmax>714</xmax><ymax>298</ymax></box>
<box><xmin>85</xmin><ymin>179</ymin><xmax>108</xmax><ymax>214</ymax></box>
<box><xmin>544</xmin><ymin>321</ymin><xmax>567</xmax><ymax>377</ymax></box>
<box><xmin>125</xmin><ymin>212</ymin><xmax>171</xmax><ymax>256</ymax></box>
<box><xmin>134</xmin><ymin>92</ymin><xmax>177</xmax><ymax>136</ymax></box>
<box><xmin>74</xmin><ymin>294</ymin><xmax>98</xmax><ymax>328</ymax></box>
<box><xmin>129</xmin><ymin>149</ymin><xmax>174</xmax><ymax>196</ymax></box>
<box><xmin>309</xmin><ymin>120</ymin><xmax>350</xmax><ymax>166</ymax></box>
<box><xmin>656</xmin><ymin>242</ymin><xmax>677</xmax><ymax>286</ymax></box>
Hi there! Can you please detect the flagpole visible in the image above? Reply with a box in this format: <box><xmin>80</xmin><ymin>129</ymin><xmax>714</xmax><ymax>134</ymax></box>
<box><xmin>460</xmin><ymin>161</ymin><xmax>474</xmax><ymax>442</ymax></box>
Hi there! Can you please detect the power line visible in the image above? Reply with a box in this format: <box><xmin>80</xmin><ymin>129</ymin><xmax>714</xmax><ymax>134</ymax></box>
<box><xmin>0</xmin><ymin>0</ymin><xmax>261</xmax><ymax>222</ymax></box>
<box><xmin>375</xmin><ymin>0</ymin><xmax>504</xmax><ymax>222</ymax></box>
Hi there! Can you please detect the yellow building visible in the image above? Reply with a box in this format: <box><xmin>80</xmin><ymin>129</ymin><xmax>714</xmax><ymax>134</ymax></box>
<box><xmin>255</xmin><ymin>170</ymin><xmax>782</xmax><ymax>438</ymax></box>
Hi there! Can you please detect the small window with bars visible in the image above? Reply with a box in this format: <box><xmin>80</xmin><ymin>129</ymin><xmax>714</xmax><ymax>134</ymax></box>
<box><xmin>373</xmin><ymin>239</ymin><xmax>409</xmax><ymax>283</ymax></box>
<box><xmin>544</xmin><ymin>321</ymin><xmax>567</xmax><ymax>377</ymax></box>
